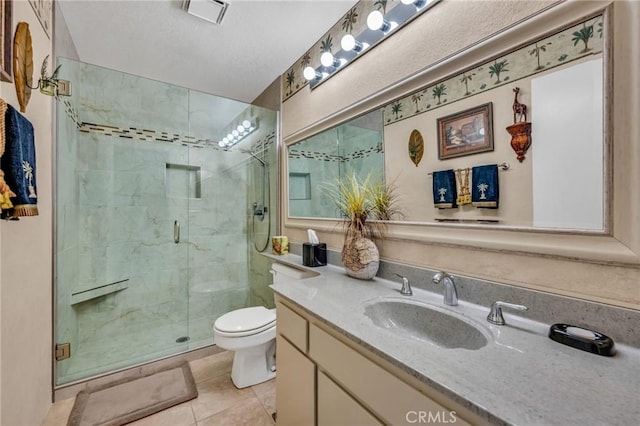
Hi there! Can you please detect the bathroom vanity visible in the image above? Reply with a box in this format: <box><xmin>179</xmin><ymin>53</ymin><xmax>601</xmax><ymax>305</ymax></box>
<box><xmin>269</xmin><ymin>256</ymin><xmax>640</xmax><ymax>425</ymax></box>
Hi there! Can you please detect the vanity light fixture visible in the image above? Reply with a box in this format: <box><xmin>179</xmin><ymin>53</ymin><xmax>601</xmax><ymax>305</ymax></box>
<box><xmin>304</xmin><ymin>0</ymin><xmax>441</xmax><ymax>89</ymax></box>
<box><xmin>401</xmin><ymin>0</ymin><xmax>427</xmax><ymax>9</ymax></box>
<box><xmin>218</xmin><ymin>119</ymin><xmax>257</xmax><ymax>149</ymax></box>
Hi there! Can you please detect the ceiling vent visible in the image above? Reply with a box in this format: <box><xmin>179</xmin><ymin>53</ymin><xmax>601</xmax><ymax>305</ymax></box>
<box><xmin>184</xmin><ymin>0</ymin><xmax>229</xmax><ymax>25</ymax></box>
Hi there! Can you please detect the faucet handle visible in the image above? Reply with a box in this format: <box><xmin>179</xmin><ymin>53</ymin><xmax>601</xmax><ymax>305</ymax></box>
<box><xmin>394</xmin><ymin>274</ymin><xmax>412</xmax><ymax>296</ymax></box>
<box><xmin>487</xmin><ymin>301</ymin><xmax>528</xmax><ymax>325</ymax></box>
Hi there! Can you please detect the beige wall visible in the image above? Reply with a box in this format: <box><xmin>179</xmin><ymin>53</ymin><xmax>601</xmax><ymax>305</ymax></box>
<box><xmin>0</xmin><ymin>2</ymin><xmax>53</xmax><ymax>424</ymax></box>
<box><xmin>281</xmin><ymin>1</ymin><xmax>640</xmax><ymax>309</ymax></box>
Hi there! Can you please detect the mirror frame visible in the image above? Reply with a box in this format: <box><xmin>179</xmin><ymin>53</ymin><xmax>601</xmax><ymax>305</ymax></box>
<box><xmin>282</xmin><ymin>1</ymin><xmax>640</xmax><ymax>267</ymax></box>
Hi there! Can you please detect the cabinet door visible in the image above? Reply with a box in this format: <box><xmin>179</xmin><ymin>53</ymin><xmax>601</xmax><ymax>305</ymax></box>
<box><xmin>318</xmin><ymin>371</ymin><xmax>383</xmax><ymax>426</ymax></box>
<box><xmin>276</xmin><ymin>335</ymin><xmax>315</xmax><ymax>425</ymax></box>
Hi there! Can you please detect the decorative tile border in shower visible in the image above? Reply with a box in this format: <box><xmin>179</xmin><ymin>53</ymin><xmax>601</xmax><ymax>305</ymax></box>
<box><xmin>58</xmin><ymin>97</ymin><xmax>277</xmax><ymax>153</ymax></box>
<box><xmin>288</xmin><ymin>143</ymin><xmax>383</xmax><ymax>163</ymax></box>
<box><xmin>77</xmin><ymin>122</ymin><xmax>213</xmax><ymax>147</ymax></box>
<box><xmin>382</xmin><ymin>14</ymin><xmax>603</xmax><ymax>125</ymax></box>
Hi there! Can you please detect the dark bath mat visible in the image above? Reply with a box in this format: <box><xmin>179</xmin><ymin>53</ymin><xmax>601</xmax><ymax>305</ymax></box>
<box><xmin>67</xmin><ymin>362</ymin><xmax>198</xmax><ymax>426</ymax></box>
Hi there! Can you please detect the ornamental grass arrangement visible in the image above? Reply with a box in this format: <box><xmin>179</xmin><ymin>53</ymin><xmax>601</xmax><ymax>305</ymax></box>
<box><xmin>326</xmin><ymin>172</ymin><xmax>402</xmax><ymax>279</ymax></box>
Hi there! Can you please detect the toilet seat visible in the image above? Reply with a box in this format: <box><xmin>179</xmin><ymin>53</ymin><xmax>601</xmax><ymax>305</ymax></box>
<box><xmin>214</xmin><ymin>306</ymin><xmax>276</xmax><ymax>337</ymax></box>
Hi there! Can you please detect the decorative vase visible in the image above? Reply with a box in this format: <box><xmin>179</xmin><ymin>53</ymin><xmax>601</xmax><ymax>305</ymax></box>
<box><xmin>342</xmin><ymin>232</ymin><xmax>379</xmax><ymax>280</ymax></box>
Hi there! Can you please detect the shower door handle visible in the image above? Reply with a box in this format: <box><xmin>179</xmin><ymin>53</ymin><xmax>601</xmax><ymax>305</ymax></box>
<box><xmin>174</xmin><ymin>220</ymin><xmax>180</xmax><ymax>244</ymax></box>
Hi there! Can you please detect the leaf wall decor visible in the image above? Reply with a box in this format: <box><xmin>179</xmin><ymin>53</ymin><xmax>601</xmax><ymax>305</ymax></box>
<box><xmin>408</xmin><ymin>129</ymin><xmax>424</xmax><ymax>167</ymax></box>
<box><xmin>13</xmin><ymin>22</ymin><xmax>33</xmax><ymax>113</ymax></box>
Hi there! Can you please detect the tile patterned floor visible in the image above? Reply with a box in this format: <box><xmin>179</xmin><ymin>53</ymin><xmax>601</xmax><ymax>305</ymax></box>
<box><xmin>42</xmin><ymin>351</ymin><xmax>276</xmax><ymax>426</ymax></box>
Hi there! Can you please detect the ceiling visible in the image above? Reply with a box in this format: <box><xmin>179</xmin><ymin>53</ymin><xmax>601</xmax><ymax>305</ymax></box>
<box><xmin>58</xmin><ymin>0</ymin><xmax>358</xmax><ymax>104</ymax></box>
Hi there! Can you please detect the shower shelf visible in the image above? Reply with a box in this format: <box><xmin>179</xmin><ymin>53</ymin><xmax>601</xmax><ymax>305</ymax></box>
<box><xmin>70</xmin><ymin>279</ymin><xmax>129</xmax><ymax>306</ymax></box>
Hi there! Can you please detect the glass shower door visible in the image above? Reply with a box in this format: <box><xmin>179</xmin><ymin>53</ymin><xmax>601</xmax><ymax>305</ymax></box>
<box><xmin>55</xmin><ymin>59</ymin><xmax>192</xmax><ymax>385</ymax></box>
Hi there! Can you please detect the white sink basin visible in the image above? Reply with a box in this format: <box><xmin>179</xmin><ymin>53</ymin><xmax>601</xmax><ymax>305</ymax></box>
<box><xmin>363</xmin><ymin>297</ymin><xmax>490</xmax><ymax>350</ymax></box>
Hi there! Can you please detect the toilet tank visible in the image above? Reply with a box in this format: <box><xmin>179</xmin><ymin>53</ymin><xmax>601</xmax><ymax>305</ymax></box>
<box><xmin>271</xmin><ymin>262</ymin><xmax>318</xmax><ymax>284</ymax></box>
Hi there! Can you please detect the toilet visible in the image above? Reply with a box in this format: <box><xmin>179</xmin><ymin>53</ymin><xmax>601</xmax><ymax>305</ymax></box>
<box><xmin>213</xmin><ymin>262</ymin><xmax>310</xmax><ymax>388</ymax></box>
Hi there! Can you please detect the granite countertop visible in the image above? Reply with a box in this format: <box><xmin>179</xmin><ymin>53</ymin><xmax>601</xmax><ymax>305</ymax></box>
<box><xmin>267</xmin><ymin>254</ymin><xmax>640</xmax><ymax>426</ymax></box>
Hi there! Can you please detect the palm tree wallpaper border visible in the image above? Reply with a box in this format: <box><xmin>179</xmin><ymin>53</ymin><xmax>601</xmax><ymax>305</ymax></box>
<box><xmin>281</xmin><ymin>0</ymin><xmax>423</xmax><ymax>101</ymax></box>
<box><xmin>382</xmin><ymin>14</ymin><xmax>603</xmax><ymax>125</ymax></box>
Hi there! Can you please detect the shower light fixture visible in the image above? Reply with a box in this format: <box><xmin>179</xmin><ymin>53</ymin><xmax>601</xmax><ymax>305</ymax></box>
<box><xmin>218</xmin><ymin>119</ymin><xmax>258</xmax><ymax>149</ymax></box>
<box><xmin>304</xmin><ymin>0</ymin><xmax>441</xmax><ymax>89</ymax></box>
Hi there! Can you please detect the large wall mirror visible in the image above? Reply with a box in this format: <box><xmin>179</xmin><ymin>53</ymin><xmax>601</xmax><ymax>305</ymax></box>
<box><xmin>288</xmin><ymin>13</ymin><xmax>607</xmax><ymax>233</ymax></box>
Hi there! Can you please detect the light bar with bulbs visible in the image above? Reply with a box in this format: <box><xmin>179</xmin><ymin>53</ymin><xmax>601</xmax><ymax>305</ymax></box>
<box><xmin>218</xmin><ymin>119</ymin><xmax>258</xmax><ymax>149</ymax></box>
<box><xmin>303</xmin><ymin>0</ymin><xmax>440</xmax><ymax>90</ymax></box>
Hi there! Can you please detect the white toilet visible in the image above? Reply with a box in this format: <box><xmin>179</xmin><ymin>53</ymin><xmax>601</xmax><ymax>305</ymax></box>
<box><xmin>213</xmin><ymin>262</ymin><xmax>309</xmax><ymax>388</ymax></box>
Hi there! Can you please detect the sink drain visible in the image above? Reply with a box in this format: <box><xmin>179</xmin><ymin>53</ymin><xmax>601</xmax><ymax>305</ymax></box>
<box><xmin>175</xmin><ymin>336</ymin><xmax>190</xmax><ymax>343</ymax></box>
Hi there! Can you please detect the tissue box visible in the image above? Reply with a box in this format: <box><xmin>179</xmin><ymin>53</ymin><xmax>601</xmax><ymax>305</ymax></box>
<box><xmin>272</xmin><ymin>236</ymin><xmax>289</xmax><ymax>255</ymax></box>
<box><xmin>302</xmin><ymin>243</ymin><xmax>327</xmax><ymax>267</ymax></box>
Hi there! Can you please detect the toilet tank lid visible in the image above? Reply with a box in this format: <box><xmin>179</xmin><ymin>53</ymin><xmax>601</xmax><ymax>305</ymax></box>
<box><xmin>214</xmin><ymin>306</ymin><xmax>276</xmax><ymax>333</ymax></box>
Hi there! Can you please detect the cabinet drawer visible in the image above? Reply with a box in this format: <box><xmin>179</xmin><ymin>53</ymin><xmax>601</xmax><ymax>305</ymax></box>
<box><xmin>276</xmin><ymin>336</ymin><xmax>315</xmax><ymax>426</ymax></box>
<box><xmin>310</xmin><ymin>324</ymin><xmax>469</xmax><ymax>426</ymax></box>
<box><xmin>276</xmin><ymin>300</ymin><xmax>308</xmax><ymax>352</ymax></box>
<box><xmin>318</xmin><ymin>371</ymin><xmax>383</xmax><ymax>426</ymax></box>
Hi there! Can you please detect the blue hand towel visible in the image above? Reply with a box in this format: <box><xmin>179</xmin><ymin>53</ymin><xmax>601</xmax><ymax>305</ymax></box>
<box><xmin>3</xmin><ymin>104</ymin><xmax>38</xmax><ymax>216</ymax></box>
<box><xmin>432</xmin><ymin>169</ymin><xmax>457</xmax><ymax>209</ymax></box>
<box><xmin>472</xmin><ymin>164</ymin><xmax>499</xmax><ymax>208</ymax></box>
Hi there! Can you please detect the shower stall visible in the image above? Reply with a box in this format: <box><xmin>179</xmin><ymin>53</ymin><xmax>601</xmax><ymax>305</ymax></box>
<box><xmin>54</xmin><ymin>58</ymin><xmax>277</xmax><ymax>386</ymax></box>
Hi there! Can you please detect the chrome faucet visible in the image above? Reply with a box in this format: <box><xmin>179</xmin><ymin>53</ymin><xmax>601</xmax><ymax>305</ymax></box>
<box><xmin>432</xmin><ymin>271</ymin><xmax>458</xmax><ymax>306</ymax></box>
<box><xmin>486</xmin><ymin>301</ymin><xmax>528</xmax><ymax>325</ymax></box>
<box><xmin>395</xmin><ymin>274</ymin><xmax>412</xmax><ymax>296</ymax></box>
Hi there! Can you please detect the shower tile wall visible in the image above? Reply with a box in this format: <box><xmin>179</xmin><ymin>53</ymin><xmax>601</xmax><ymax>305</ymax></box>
<box><xmin>55</xmin><ymin>60</ymin><xmax>269</xmax><ymax>384</ymax></box>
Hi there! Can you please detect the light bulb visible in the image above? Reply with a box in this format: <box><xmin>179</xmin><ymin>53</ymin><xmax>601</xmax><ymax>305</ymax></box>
<box><xmin>237</xmin><ymin>124</ymin><xmax>245</xmax><ymax>133</ymax></box>
<box><xmin>303</xmin><ymin>66</ymin><xmax>319</xmax><ymax>81</ymax></box>
<box><xmin>218</xmin><ymin>140</ymin><xmax>225</xmax><ymax>147</ymax></box>
<box><xmin>242</xmin><ymin>120</ymin><xmax>252</xmax><ymax>129</ymax></box>
<box><xmin>341</xmin><ymin>34</ymin><xmax>364</xmax><ymax>53</ymax></box>
<box><xmin>227</xmin><ymin>133</ymin><xmax>233</xmax><ymax>141</ymax></box>
<box><xmin>367</xmin><ymin>10</ymin><xmax>389</xmax><ymax>31</ymax></box>
<box><xmin>341</xmin><ymin>34</ymin><xmax>355</xmax><ymax>51</ymax></box>
<box><xmin>320</xmin><ymin>51</ymin><xmax>338</xmax><ymax>68</ymax></box>
<box><xmin>232</xmin><ymin>130</ymin><xmax>239</xmax><ymax>137</ymax></box>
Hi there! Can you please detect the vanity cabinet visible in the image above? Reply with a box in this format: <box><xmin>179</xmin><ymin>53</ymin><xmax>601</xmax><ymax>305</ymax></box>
<box><xmin>317</xmin><ymin>370</ymin><xmax>382</xmax><ymax>426</ymax></box>
<box><xmin>275</xmin><ymin>296</ymin><xmax>483</xmax><ymax>426</ymax></box>
<box><xmin>275</xmin><ymin>302</ymin><xmax>315</xmax><ymax>426</ymax></box>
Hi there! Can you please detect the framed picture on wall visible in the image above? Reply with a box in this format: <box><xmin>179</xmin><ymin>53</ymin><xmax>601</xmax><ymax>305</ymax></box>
<box><xmin>0</xmin><ymin>0</ymin><xmax>12</xmax><ymax>82</ymax></box>
<box><xmin>437</xmin><ymin>102</ymin><xmax>494</xmax><ymax>160</ymax></box>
